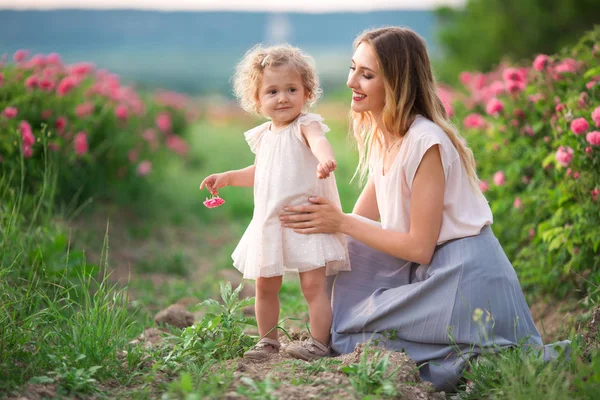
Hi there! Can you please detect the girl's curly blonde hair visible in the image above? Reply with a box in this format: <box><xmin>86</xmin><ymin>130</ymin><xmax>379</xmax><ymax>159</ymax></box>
<box><xmin>232</xmin><ymin>44</ymin><xmax>322</xmax><ymax>115</ymax></box>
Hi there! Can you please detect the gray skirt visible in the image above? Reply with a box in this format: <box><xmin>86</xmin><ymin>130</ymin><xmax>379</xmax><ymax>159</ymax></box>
<box><xmin>330</xmin><ymin>225</ymin><xmax>548</xmax><ymax>391</ymax></box>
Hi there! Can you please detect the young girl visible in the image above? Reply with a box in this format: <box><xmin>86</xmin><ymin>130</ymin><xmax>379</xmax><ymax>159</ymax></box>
<box><xmin>199</xmin><ymin>44</ymin><xmax>350</xmax><ymax>361</ymax></box>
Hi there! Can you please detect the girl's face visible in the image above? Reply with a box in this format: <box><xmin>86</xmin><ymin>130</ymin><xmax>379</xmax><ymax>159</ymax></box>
<box><xmin>258</xmin><ymin>64</ymin><xmax>307</xmax><ymax>126</ymax></box>
<box><xmin>347</xmin><ymin>43</ymin><xmax>386</xmax><ymax>116</ymax></box>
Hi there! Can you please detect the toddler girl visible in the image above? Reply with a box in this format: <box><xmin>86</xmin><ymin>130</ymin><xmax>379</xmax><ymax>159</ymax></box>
<box><xmin>199</xmin><ymin>44</ymin><xmax>350</xmax><ymax>361</ymax></box>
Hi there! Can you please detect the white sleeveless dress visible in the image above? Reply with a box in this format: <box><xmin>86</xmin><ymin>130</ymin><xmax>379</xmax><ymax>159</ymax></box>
<box><xmin>232</xmin><ymin>113</ymin><xmax>350</xmax><ymax>279</ymax></box>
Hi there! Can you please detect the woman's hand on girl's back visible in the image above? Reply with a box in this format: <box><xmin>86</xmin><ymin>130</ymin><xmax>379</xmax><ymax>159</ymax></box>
<box><xmin>200</xmin><ymin>172</ymin><xmax>230</xmax><ymax>195</ymax></box>
<box><xmin>281</xmin><ymin>196</ymin><xmax>347</xmax><ymax>234</ymax></box>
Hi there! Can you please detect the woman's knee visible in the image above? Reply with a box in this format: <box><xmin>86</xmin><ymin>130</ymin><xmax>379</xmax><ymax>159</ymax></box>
<box><xmin>256</xmin><ymin>276</ymin><xmax>282</xmax><ymax>297</ymax></box>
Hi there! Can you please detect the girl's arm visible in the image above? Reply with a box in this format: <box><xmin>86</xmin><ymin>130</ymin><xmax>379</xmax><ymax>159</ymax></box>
<box><xmin>301</xmin><ymin>122</ymin><xmax>337</xmax><ymax>179</ymax></box>
<box><xmin>282</xmin><ymin>146</ymin><xmax>444</xmax><ymax>265</ymax></box>
<box><xmin>227</xmin><ymin>165</ymin><xmax>256</xmax><ymax>187</ymax></box>
<box><xmin>200</xmin><ymin>164</ymin><xmax>255</xmax><ymax>194</ymax></box>
<box><xmin>352</xmin><ymin>178</ymin><xmax>380</xmax><ymax>221</ymax></box>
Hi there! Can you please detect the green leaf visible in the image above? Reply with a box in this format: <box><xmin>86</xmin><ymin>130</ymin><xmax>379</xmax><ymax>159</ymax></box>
<box><xmin>583</xmin><ymin>66</ymin><xmax>600</xmax><ymax>79</ymax></box>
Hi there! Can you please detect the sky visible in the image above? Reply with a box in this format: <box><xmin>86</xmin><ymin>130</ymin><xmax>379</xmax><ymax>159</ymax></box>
<box><xmin>0</xmin><ymin>0</ymin><xmax>466</xmax><ymax>12</ymax></box>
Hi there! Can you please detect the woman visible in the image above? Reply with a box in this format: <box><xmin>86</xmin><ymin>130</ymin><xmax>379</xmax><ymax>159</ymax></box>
<box><xmin>280</xmin><ymin>27</ymin><xmax>558</xmax><ymax>391</ymax></box>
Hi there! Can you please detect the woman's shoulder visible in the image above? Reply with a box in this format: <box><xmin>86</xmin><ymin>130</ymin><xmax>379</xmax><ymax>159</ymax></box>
<box><xmin>407</xmin><ymin>115</ymin><xmax>447</xmax><ymax>142</ymax></box>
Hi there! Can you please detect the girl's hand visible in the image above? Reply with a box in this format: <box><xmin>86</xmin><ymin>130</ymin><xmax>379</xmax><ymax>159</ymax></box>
<box><xmin>280</xmin><ymin>196</ymin><xmax>346</xmax><ymax>234</ymax></box>
<box><xmin>317</xmin><ymin>160</ymin><xmax>337</xmax><ymax>179</ymax></box>
<box><xmin>199</xmin><ymin>172</ymin><xmax>230</xmax><ymax>195</ymax></box>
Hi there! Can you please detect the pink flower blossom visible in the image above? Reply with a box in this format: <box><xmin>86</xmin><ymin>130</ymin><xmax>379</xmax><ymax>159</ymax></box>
<box><xmin>479</xmin><ymin>180</ymin><xmax>489</xmax><ymax>193</ymax></box>
<box><xmin>522</xmin><ymin>125</ymin><xmax>534</xmax><ymax>137</ymax></box>
<box><xmin>570</xmin><ymin>118</ymin><xmax>589</xmax><ymax>135</ymax></box>
<box><xmin>586</xmin><ymin>146</ymin><xmax>592</xmax><ymax>154</ymax></box>
<box><xmin>25</xmin><ymin>75</ymin><xmax>38</xmax><ymax>89</ymax></box>
<box><xmin>485</xmin><ymin>98</ymin><xmax>504</xmax><ymax>116</ymax></box>
<box><xmin>55</xmin><ymin>117</ymin><xmax>67</xmax><ymax>133</ymax></box>
<box><xmin>22</xmin><ymin>145</ymin><xmax>33</xmax><ymax>158</ymax></box>
<box><xmin>3</xmin><ymin>107</ymin><xmax>18</xmax><ymax>119</ymax></box>
<box><xmin>533</xmin><ymin>54</ymin><xmax>549</xmax><ymax>71</ymax></box>
<box><xmin>73</xmin><ymin>132</ymin><xmax>88</xmax><ymax>156</ymax></box>
<box><xmin>136</xmin><ymin>160</ymin><xmax>152</xmax><ymax>176</ymax></box>
<box><xmin>555</xmin><ymin>146</ymin><xmax>574</xmax><ymax>167</ymax></box>
<box><xmin>75</xmin><ymin>102</ymin><xmax>94</xmax><ymax>118</ymax></box>
<box><xmin>566</xmin><ymin>168</ymin><xmax>572</xmax><ymax>177</ymax></box>
<box><xmin>573</xmin><ymin>172</ymin><xmax>580</xmax><ymax>180</ymax></box>
<box><xmin>544</xmin><ymin>136</ymin><xmax>550</xmax><ymax>142</ymax></box>
<box><xmin>68</xmin><ymin>62</ymin><xmax>94</xmax><ymax>77</ymax></box>
<box><xmin>20</xmin><ymin>121</ymin><xmax>35</xmax><ymax>146</ymax></box>
<box><xmin>556</xmin><ymin>104</ymin><xmax>564</xmax><ymax>113</ymax></box>
<box><xmin>513</xmin><ymin>197</ymin><xmax>522</xmax><ymax>209</ymax></box>
<box><xmin>46</xmin><ymin>53</ymin><xmax>62</xmax><ymax>65</ymax></box>
<box><xmin>592</xmin><ymin>187</ymin><xmax>600</xmax><ymax>202</ymax></box>
<box><xmin>502</xmin><ymin>68</ymin><xmax>526</xmax><ymax>83</ymax></box>
<box><xmin>554</xmin><ymin>58</ymin><xmax>578</xmax><ymax>74</ymax></box>
<box><xmin>463</xmin><ymin>113</ymin><xmax>486</xmax><ymax>129</ymax></box>
<box><xmin>13</xmin><ymin>49</ymin><xmax>29</xmax><ymax>63</ymax></box>
<box><xmin>38</xmin><ymin>79</ymin><xmax>54</xmax><ymax>92</ymax></box>
<box><xmin>506</xmin><ymin>80</ymin><xmax>526</xmax><ymax>93</ymax></box>
<box><xmin>143</xmin><ymin>128</ymin><xmax>159</xmax><ymax>151</ymax></box>
<box><xmin>48</xmin><ymin>142</ymin><xmax>60</xmax><ymax>152</ymax></box>
<box><xmin>459</xmin><ymin>72</ymin><xmax>472</xmax><ymax>86</ymax></box>
<box><xmin>528</xmin><ymin>93</ymin><xmax>543</xmax><ymax>103</ymax></box>
<box><xmin>156</xmin><ymin>112</ymin><xmax>172</xmax><ymax>133</ymax></box>
<box><xmin>41</xmin><ymin>110</ymin><xmax>53</xmax><ymax>119</ymax></box>
<box><xmin>56</xmin><ymin>76</ymin><xmax>79</xmax><ymax>96</ymax></box>
<box><xmin>586</xmin><ymin>131</ymin><xmax>600</xmax><ymax>146</ymax></box>
<box><xmin>592</xmin><ymin>106</ymin><xmax>600</xmax><ymax>127</ymax></box>
<box><xmin>166</xmin><ymin>135</ymin><xmax>189</xmax><ymax>156</ymax></box>
<box><xmin>529</xmin><ymin>228</ymin><xmax>535</xmax><ymax>239</ymax></box>
<box><xmin>587</xmin><ymin>81</ymin><xmax>597</xmax><ymax>90</ymax></box>
<box><xmin>493</xmin><ymin>171</ymin><xmax>505</xmax><ymax>186</ymax></box>
<box><xmin>115</xmin><ymin>104</ymin><xmax>129</xmax><ymax>121</ymax></box>
<box><xmin>0</xmin><ymin>72</ymin><xmax>3</xmax><ymax>86</ymax></box>
<box><xmin>203</xmin><ymin>196</ymin><xmax>225</xmax><ymax>209</ymax></box>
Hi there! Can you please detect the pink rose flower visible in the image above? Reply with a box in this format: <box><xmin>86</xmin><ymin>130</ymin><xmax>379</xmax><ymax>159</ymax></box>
<box><xmin>485</xmin><ymin>98</ymin><xmax>504</xmax><ymax>116</ymax></box>
<box><xmin>25</xmin><ymin>75</ymin><xmax>38</xmax><ymax>89</ymax></box>
<box><xmin>56</xmin><ymin>76</ymin><xmax>79</xmax><ymax>96</ymax></box>
<box><xmin>75</xmin><ymin>102</ymin><xmax>94</xmax><ymax>118</ymax></box>
<box><xmin>55</xmin><ymin>117</ymin><xmax>67</xmax><ymax>134</ymax></box>
<box><xmin>463</xmin><ymin>113</ymin><xmax>486</xmax><ymax>129</ymax></box>
<box><xmin>591</xmin><ymin>188</ymin><xmax>600</xmax><ymax>202</ymax></box>
<box><xmin>115</xmin><ymin>104</ymin><xmax>128</xmax><ymax>121</ymax></box>
<box><xmin>166</xmin><ymin>135</ymin><xmax>189</xmax><ymax>156</ymax></box>
<box><xmin>3</xmin><ymin>106</ymin><xmax>18</xmax><ymax>119</ymax></box>
<box><xmin>22</xmin><ymin>145</ymin><xmax>33</xmax><ymax>158</ymax></box>
<box><xmin>136</xmin><ymin>160</ymin><xmax>152</xmax><ymax>176</ymax></box>
<box><xmin>513</xmin><ymin>197</ymin><xmax>522</xmax><ymax>209</ymax></box>
<box><xmin>13</xmin><ymin>49</ymin><xmax>29</xmax><ymax>63</ymax></box>
<box><xmin>502</xmin><ymin>68</ymin><xmax>526</xmax><ymax>83</ymax></box>
<box><xmin>68</xmin><ymin>62</ymin><xmax>95</xmax><ymax>77</ymax></box>
<box><xmin>555</xmin><ymin>104</ymin><xmax>564</xmax><ymax>113</ymax></box>
<box><xmin>0</xmin><ymin>72</ymin><xmax>4</xmax><ymax>86</ymax></box>
<box><xmin>533</xmin><ymin>54</ymin><xmax>548</xmax><ymax>71</ymax></box>
<box><xmin>586</xmin><ymin>131</ymin><xmax>600</xmax><ymax>146</ymax></box>
<box><xmin>46</xmin><ymin>53</ymin><xmax>62</xmax><ymax>65</ymax></box>
<box><xmin>38</xmin><ymin>79</ymin><xmax>55</xmax><ymax>92</ymax></box>
<box><xmin>493</xmin><ymin>171</ymin><xmax>505</xmax><ymax>186</ymax></box>
<box><xmin>586</xmin><ymin>146</ymin><xmax>592</xmax><ymax>154</ymax></box>
<box><xmin>20</xmin><ymin>121</ymin><xmax>35</xmax><ymax>146</ymax></box>
<box><xmin>570</xmin><ymin>118</ymin><xmax>589</xmax><ymax>135</ymax></box>
<box><xmin>592</xmin><ymin>106</ymin><xmax>600</xmax><ymax>127</ymax></box>
<box><xmin>128</xmin><ymin>149</ymin><xmax>138</xmax><ymax>163</ymax></box>
<box><xmin>41</xmin><ymin>110</ymin><xmax>53</xmax><ymax>119</ymax></box>
<box><xmin>73</xmin><ymin>132</ymin><xmax>88</xmax><ymax>156</ymax></box>
<box><xmin>479</xmin><ymin>180</ymin><xmax>489</xmax><ymax>193</ymax></box>
<box><xmin>555</xmin><ymin>146</ymin><xmax>574</xmax><ymax>167</ymax></box>
<box><xmin>459</xmin><ymin>72</ymin><xmax>472</xmax><ymax>86</ymax></box>
<box><xmin>203</xmin><ymin>196</ymin><xmax>225</xmax><ymax>209</ymax></box>
<box><xmin>573</xmin><ymin>172</ymin><xmax>580</xmax><ymax>180</ymax></box>
<box><xmin>156</xmin><ymin>112</ymin><xmax>172</xmax><ymax>133</ymax></box>
<box><xmin>505</xmin><ymin>80</ymin><xmax>526</xmax><ymax>93</ymax></box>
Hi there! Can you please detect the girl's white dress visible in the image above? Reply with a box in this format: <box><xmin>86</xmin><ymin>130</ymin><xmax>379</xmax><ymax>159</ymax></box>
<box><xmin>232</xmin><ymin>113</ymin><xmax>350</xmax><ymax>279</ymax></box>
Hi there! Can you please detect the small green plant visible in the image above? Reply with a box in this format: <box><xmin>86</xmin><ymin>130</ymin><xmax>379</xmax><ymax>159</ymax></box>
<box><xmin>162</xmin><ymin>282</ymin><xmax>256</xmax><ymax>370</ymax></box>
<box><xmin>341</xmin><ymin>347</ymin><xmax>401</xmax><ymax>398</ymax></box>
<box><xmin>163</xmin><ymin>368</ymin><xmax>235</xmax><ymax>399</ymax></box>
<box><xmin>30</xmin><ymin>354</ymin><xmax>101</xmax><ymax>396</ymax></box>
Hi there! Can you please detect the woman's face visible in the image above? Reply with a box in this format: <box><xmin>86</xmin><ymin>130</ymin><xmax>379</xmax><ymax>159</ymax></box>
<box><xmin>347</xmin><ymin>42</ymin><xmax>386</xmax><ymax>116</ymax></box>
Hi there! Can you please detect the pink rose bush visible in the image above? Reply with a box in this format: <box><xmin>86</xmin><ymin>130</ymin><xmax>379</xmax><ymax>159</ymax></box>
<box><xmin>449</xmin><ymin>27</ymin><xmax>600</xmax><ymax>297</ymax></box>
<box><xmin>0</xmin><ymin>49</ymin><xmax>196</xmax><ymax>201</ymax></box>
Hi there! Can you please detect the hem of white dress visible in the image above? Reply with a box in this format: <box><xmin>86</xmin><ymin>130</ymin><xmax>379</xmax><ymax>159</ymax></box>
<box><xmin>232</xmin><ymin>259</ymin><xmax>351</xmax><ymax>280</ymax></box>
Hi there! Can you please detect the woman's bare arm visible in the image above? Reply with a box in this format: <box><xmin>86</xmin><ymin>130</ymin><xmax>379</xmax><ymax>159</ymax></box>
<box><xmin>351</xmin><ymin>178</ymin><xmax>379</xmax><ymax>221</ymax></box>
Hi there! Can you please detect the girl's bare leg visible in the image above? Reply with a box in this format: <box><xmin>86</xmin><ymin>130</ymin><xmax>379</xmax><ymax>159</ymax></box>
<box><xmin>299</xmin><ymin>267</ymin><xmax>331</xmax><ymax>345</ymax></box>
<box><xmin>255</xmin><ymin>275</ymin><xmax>283</xmax><ymax>339</ymax></box>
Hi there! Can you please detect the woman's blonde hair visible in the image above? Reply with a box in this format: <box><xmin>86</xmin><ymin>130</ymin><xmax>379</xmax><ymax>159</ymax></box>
<box><xmin>351</xmin><ymin>27</ymin><xmax>481</xmax><ymax>191</ymax></box>
<box><xmin>232</xmin><ymin>44</ymin><xmax>322</xmax><ymax>116</ymax></box>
